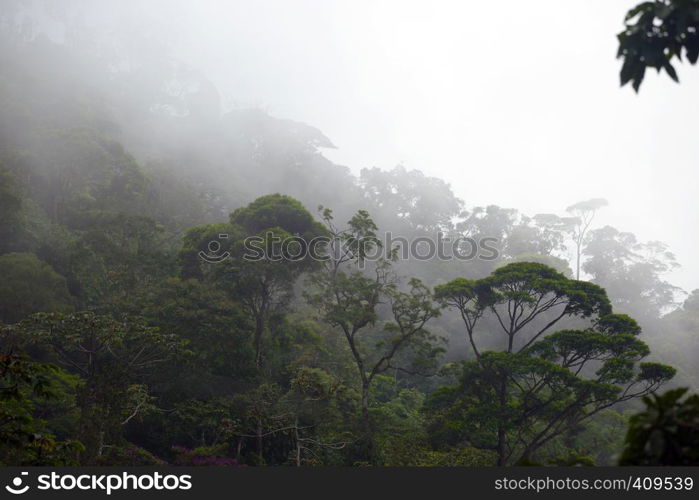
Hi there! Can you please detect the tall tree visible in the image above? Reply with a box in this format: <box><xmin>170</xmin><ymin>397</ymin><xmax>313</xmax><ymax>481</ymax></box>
<box><xmin>180</xmin><ymin>194</ymin><xmax>326</xmax><ymax>369</ymax></box>
<box><xmin>358</xmin><ymin>165</ymin><xmax>464</xmax><ymax>234</ymax></box>
<box><xmin>457</xmin><ymin>206</ymin><xmax>567</xmax><ymax>261</ymax></box>
<box><xmin>432</xmin><ymin>262</ymin><xmax>675</xmax><ymax>465</ymax></box>
<box><xmin>565</xmin><ymin>198</ymin><xmax>608</xmax><ymax>280</ymax></box>
<box><xmin>305</xmin><ymin>208</ymin><xmax>442</xmax><ymax>450</ymax></box>
<box><xmin>583</xmin><ymin>225</ymin><xmax>680</xmax><ymax>319</ymax></box>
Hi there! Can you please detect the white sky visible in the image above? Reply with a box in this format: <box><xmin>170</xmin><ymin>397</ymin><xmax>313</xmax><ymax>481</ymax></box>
<box><xmin>120</xmin><ymin>0</ymin><xmax>699</xmax><ymax>292</ymax></box>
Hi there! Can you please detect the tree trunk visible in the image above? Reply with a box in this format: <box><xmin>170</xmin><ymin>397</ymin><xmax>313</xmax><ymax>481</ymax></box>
<box><xmin>256</xmin><ymin>417</ymin><xmax>263</xmax><ymax>461</ymax></box>
<box><xmin>294</xmin><ymin>417</ymin><xmax>301</xmax><ymax>467</ymax></box>
<box><xmin>576</xmin><ymin>244</ymin><xmax>581</xmax><ymax>280</ymax></box>
<box><xmin>254</xmin><ymin>314</ymin><xmax>264</xmax><ymax>369</ymax></box>
<box><xmin>358</xmin><ymin>379</ymin><xmax>377</xmax><ymax>462</ymax></box>
<box><xmin>496</xmin><ymin>378</ymin><xmax>507</xmax><ymax>466</ymax></box>
<box><xmin>361</xmin><ymin>380</ymin><xmax>371</xmax><ymax>429</ymax></box>
<box><xmin>497</xmin><ymin>426</ymin><xmax>506</xmax><ymax>466</ymax></box>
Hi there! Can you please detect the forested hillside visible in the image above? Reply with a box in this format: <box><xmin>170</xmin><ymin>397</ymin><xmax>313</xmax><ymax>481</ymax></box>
<box><xmin>1</xmin><ymin>3</ymin><xmax>698</xmax><ymax>467</ymax></box>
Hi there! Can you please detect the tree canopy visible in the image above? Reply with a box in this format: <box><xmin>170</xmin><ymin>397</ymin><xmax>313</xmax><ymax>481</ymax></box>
<box><xmin>432</xmin><ymin>262</ymin><xmax>674</xmax><ymax>465</ymax></box>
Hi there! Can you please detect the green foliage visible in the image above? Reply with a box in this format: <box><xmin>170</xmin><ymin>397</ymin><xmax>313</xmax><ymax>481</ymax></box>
<box><xmin>431</xmin><ymin>262</ymin><xmax>673</xmax><ymax>465</ymax></box>
<box><xmin>170</xmin><ymin>444</ymin><xmax>238</xmax><ymax>466</ymax></box>
<box><xmin>181</xmin><ymin>195</ymin><xmax>327</xmax><ymax>369</ymax></box>
<box><xmin>457</xmin><ymin>206</ymin><xmax>567</xmax><ymax>259</ymax></box>
<box><xmin>137</xmin><ymin>277</ymin><xmax>256</xmax><ymax>381</ymax></box>
<box><xmin>6</xmin><ymin>312</ymin><xmax>182</xmax><ymax>463</ymax></box>
<box><xmin>179</xmin><ymin>223</ymin><xmax>238</xmax><ymax>280</ymax></box>
<box><xmin>94</xmin><ymin>443</ymin><xmax>165</xmax><ymax>466</ymax></box>
<box><xmin>618</xmin><ymin>0</ymin><xmax>699</xmax><ymax>91</ymax></box>
<box><xmin>381</xmin><ymin>440</ymin><xmax>497</xmax><ymax>466</ymax></box>
<box><xmin>0</xmin><ymin>344</ymin><xmax>83</xmax><ymax>465</ymax></box>
<box><xmin>543</xmin><ymin>410</ymin><xmax>629</xmax><ymax>466</ymax></box>
<box><xmin>230</xmin><ymin>193</ymin><xmax>328</xmax><ymax>238</ymax></box>
<box><xmin>0</xmin><ymin>10</ymin><xmax>689</xmax><ymax>466</ymax></box>
<box><xmin>546</xmin><ymin>452</ymin><xmax>596</xmax><ymax>467</ymax></box>
<box><xmin>304</xmin><ymin>210</ymin><xmax>445</xmax><ymax>461</ymax></box>
<box><xmin>0</xmin><ymin>163</ymin><xmax>23</xmax><ymax>253</ymax></box>
<box><xmin>306</xmin><ymin>210</ymin><xmax>443</xmax><ymax>427</ymax></box>
<box><xmin>506</xmin><ymin>253</ymin><xmax>574</xmax><ymax>278</ymax></box>
<box><xmin>655</xmin><ymin>290</ymin><xmax>699</xmax><ymax>389</ymax></box>
<box><xmin>0</xmin><ymin>253</ymin><xmax>73</xmax><ymax>324</ymax></box>
<box><xmin>358</xmin><ymin>165</ymin><xmax>464</xmax><ymax>233</ymax></box>
<box><xmin>168</xmin><ymin>398</ymin><xmax>238</xmax><ymax>450</ymax></box>
<box><xmin>620</xmin><ymin>388</ymin><xmax>699</xmax><ymax>465</ymax></box>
